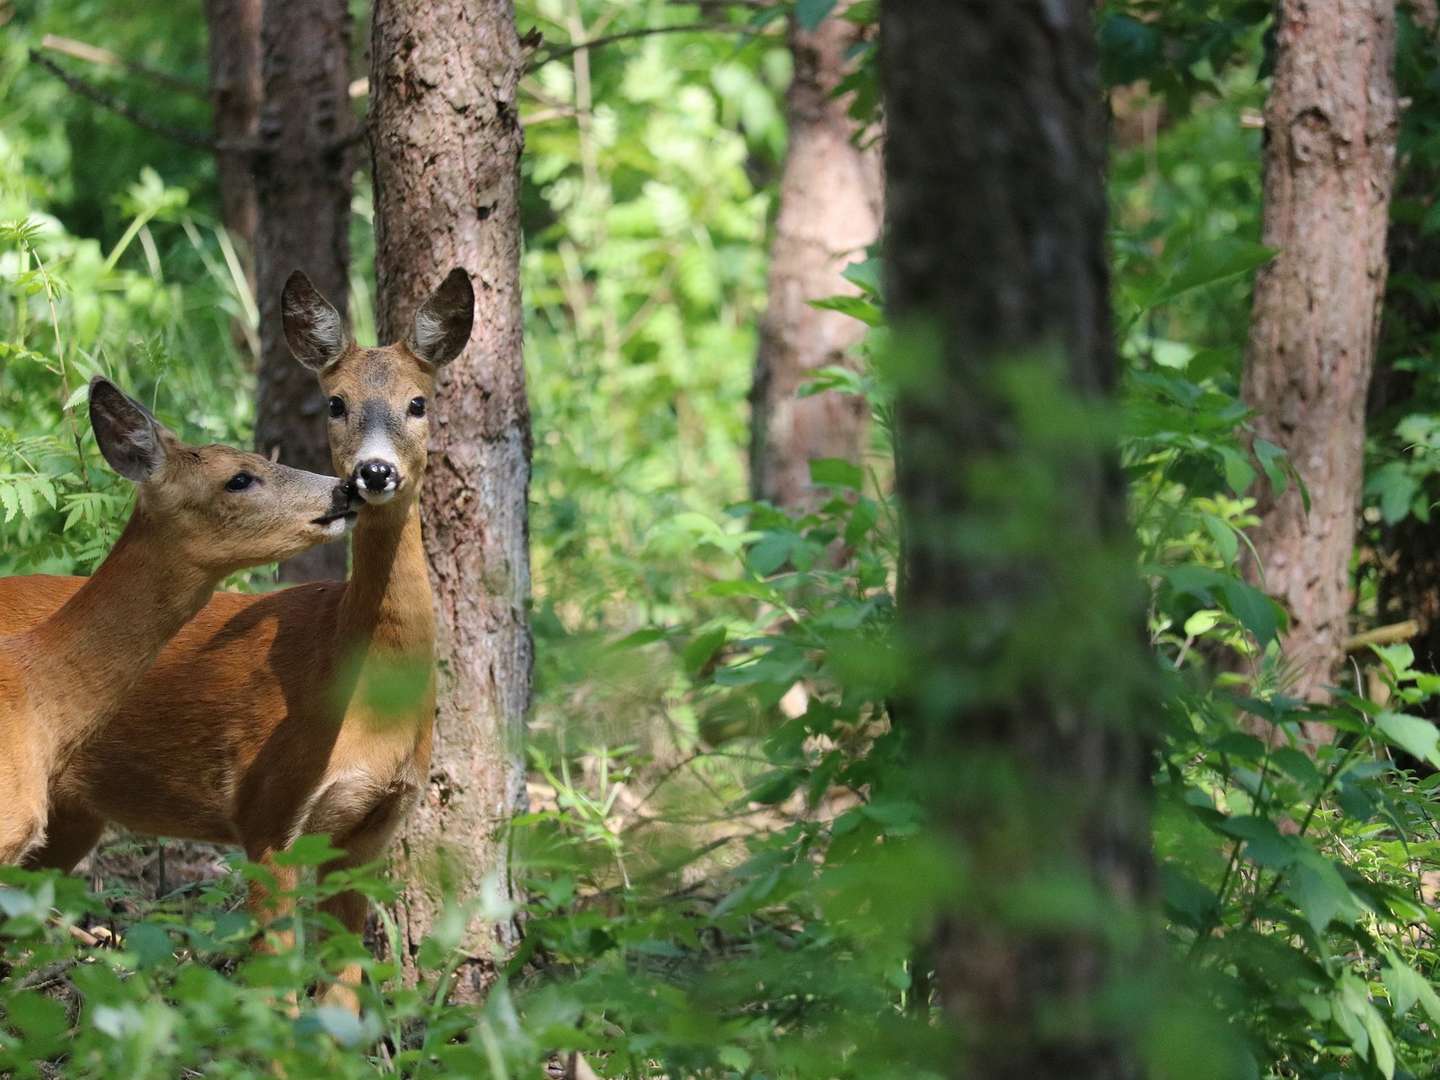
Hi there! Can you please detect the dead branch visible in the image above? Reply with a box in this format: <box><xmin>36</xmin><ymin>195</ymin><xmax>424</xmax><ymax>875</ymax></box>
<box><xmin>528</xmin><ymin>22</ymin><xmax>765</xmax><ymax>70</ymax></box>
<box><xmin>38</xmin><ymin>34</ymin><xmax>208</xmax><ymax>99</ymax></box>
<box><xmin>27</xmin><ymin>50</ymin><xmax>218</xmax><ymax>150</ymax></box>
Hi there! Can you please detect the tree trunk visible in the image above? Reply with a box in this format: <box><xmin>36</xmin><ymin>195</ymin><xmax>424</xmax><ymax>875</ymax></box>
<box><xmin>883</xmin><ymin>3</ymin><xmax>1152</xmax><ymax>1075</ymax></box>
<box><xmin>749</xmin><ymin>7</ymin><xmax>881</xmax><ymax>509</ymax></box>
<box><xmin>252</xmin><ymin>0</ymin><xmax>354</xmax><ymax>582</ymax></box>
<box><xmin>204</xmin><ymin>0</ymin><xmax>261</xmax><ymax>275</ymax></box>
<box><xmin>1241</xmin><ymin>1</ymin><xmax>1398</xmax><ymax>703</ymax></box>
<box><xmin>369</xmin><ymin>0</ymin><xmax>530</xmax><ymax>999</ymax></box>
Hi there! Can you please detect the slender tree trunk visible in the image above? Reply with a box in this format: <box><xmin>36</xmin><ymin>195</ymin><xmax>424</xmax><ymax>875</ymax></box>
<box><xmin>883</xmin><ymin>3</ymin><xmax>1152</xmax><ymax>1075</ymax></box>
<box><xmin>1241</xmin><ymin>1</ymin><xmax>1399</xmax><ymax>703</ymax></box>
<box><xmin>750</xmin><ymin>7</ymin><xmax>881</xmax><ymax>508</ymax></box>
<box><xmin>369</xmin><ymin>0</ymin><xmax>530</xmax><ymax>999</ymax></box>
<box><xmin>253</xmin><ymin>0</ymin><xmax>353</xmax><ymax>582</ymax></box>
<box><xmin>204</xmin><ymin>0</ymin><xmax>261</xmax><ymax>276</ymax></box>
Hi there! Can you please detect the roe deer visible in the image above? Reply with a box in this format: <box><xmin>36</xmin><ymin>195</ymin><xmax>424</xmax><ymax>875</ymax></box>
<box><xmin>0</xmin><ymin>270</ymin><xmax>475</xmax><ymax>1009</ymax></box>
<box><xmin>0</xmin><ymin>378</ymin><xmax>355</xmax><ymax>865</ymax></box>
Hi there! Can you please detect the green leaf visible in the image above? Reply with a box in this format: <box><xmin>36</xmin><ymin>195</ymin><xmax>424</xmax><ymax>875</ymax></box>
<box><xmin>682</xmin><ymin>627</ymin><xmax>726</xmax><ymax>678</ymax></box>
<box><xmin>795</xmin><ymin>0</ymin><xmax>839</xmax><ymax>30</ymax></box>
<box><xmin>810</xmin><ymin>457</ymin><xmax>864</xmax><ymax>491</ymax></box>
<box><xmin>1286</xmin><ymin>850</ymin><xmax>1361</xmax><ymax>934</ymax></box>
<box><xmin>809</xmin><ymin>294</ymin><xmax>883</xmax><ymax>326</ymax></box>
<box><xmin>1219</xmin><ymin>578</ymin><xmax>1283</xmax><ymax>649</ymax></box>
<box><xmin>274</xmin><ymin>834</ymin><xmax>346</xmax><ymax>867</ymax></box>
<box><xmin>1217</xmin><ymin>815</ymin><xmax>1295</xmax><ymax>870</ymax></box>
<box><xmin>1201</xmin><ymin>514</ymin><xmax>1238</xmax><ymax>566</ymax></box>
<box><xmin>1253</xmin><ymin>437</ymin><xmax>1289</xmax><ymax>495</ymax></box>
<box><xmin>4</xmin><ymin>991</ymin><xmax>68</xmax><ymax>1057</ymax></box>
<box><xmin>1374</xmin><ymin>711</ymin><xmax>1440</xmax><ymax>767</ymax></box>
<box><xmin>1370</xmin><ymin>643</ymin><xmax>1416</xmax><ymax>680</ymax></box>
<box><xmin>297</xmin><ymin>1005</ymin><xmax>366</xmax><ymax>1048</ymax></box>
<box><xmin>840</xmin><ymin>256</ymin><xmax>881</xmax><ymax>297</ymax></box>
<box><xmin>1217</xmin><ymin>446</ymin><xmax>1256</xmax><ymax>495</ymax></box>
<box><xmin>1368</xmin><ymin>462</ymin><xmax>1420</xmax><ymax>525</ymax></box>
<box><xmin>1136</xmin><ymin>240</ymin><xmax>1276</xmax><ymax>313</ymax></box>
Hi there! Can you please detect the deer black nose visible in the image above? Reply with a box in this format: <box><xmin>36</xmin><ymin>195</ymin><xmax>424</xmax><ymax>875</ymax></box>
<box><xmin>357</xmin><ymin>460</ymin><xmax>397</xmax><ymax>493</ymax></box>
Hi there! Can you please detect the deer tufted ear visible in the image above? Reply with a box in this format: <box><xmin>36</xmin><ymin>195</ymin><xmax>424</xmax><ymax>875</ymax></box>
<box><xmin>282</xmin><ymin>271</ymin><xmax>351</xmax><ymax>371</ymax></box>
<box><xmin>89</xmin><ymin>377</ymin><xmax>169</xmax><ymax>483</ymax></box>
<box><xmin>406</xmin><ymin>268</ymin><xmax>474</xmax><ymax>368</ymax></box>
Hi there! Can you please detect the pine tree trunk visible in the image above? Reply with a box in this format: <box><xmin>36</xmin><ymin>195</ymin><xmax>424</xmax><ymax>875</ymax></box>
<box><xmin>883</xmin><ymin>3</ymin><xmax>1152</xmax><ymax>1075</ymax></box>
<box><xmin>204</xmin><ymin>0</ymin><xmax>261</xmax><ymax>276</ymax></box>
<box><xmin>369</xmin><ymin>0</ymin><xmax>530</xmax><ymax>999</ymax></box>
<box><xmin>749</xmin><ymin>7</ymin><xmax>881</xmax><ymax>508</ymax></box>
<box><xmin>1241</xmin><ymin>1</ymin><xmax>1399</xmax><ymax>704</ymax></box>
<box><xmin>252</xmin><ymin>0</ymin><xmax>354</xmax><ymax>582</ymax></box>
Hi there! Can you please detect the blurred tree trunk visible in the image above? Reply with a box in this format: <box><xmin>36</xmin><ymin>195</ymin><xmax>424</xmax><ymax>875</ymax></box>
<box><xmin>749</xmin><ymin>6</ymin><xmax>881</xmax><ymax>508</ymax></box>
<box><xmin>204</xmin><ymin>0</ymin><xmax>261</xmax><ymax>279</ymax></box>
<box><xmin>253</xmin><ymin>0</ymin><xmax>354</xmax><ymax>582</ymax></box>
<box><xmin>1369</xmin><ymin>8</ymin><xmax>1439</xmax><ymax>686</ymax></box>
<box><xmin>370</xmin><ymin>0</ymin><xmax>531</xmax><ymax>999</ymax></box>
<box><xmin>1241</xmin><ymin>1</ymin><xmax>1398</xmax><ymax>704</ymax></box>
<box><xmin>883</xmin><ymin>3</ymin><xmax>1152</xmax><ymax>1075</ymax></box>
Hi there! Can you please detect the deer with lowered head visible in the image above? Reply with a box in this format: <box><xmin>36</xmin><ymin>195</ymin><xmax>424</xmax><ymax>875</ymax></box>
<box><xmin>0</xmin><ymin>378</ymin><xmax>356</xmax><ymax>865</ymax></box>
<box><xmin>0</xmin><ymin>270</ymin><xmax>475</xmax><ymax>1010</ymax></box>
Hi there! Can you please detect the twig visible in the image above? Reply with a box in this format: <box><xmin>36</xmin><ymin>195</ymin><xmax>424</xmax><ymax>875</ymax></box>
<box><xmin>529</xmin><ymin>22</ymin><xmax>763</xmax><ymax>70</ymax></box>
<box><xmin>28</xmin><ymin>51</ymin><xmax>217</xmax><ymax>150</ymax></box>
<box><xmin>15</xmin><ymin>956</ymin><xmax>80</xmax><ymax>992</ymax></box>
<box><xmin>39</xmin><ymin>34</ymin><xmax>207</xmax><ymax>99</ymax></box>
<box><xmin>1344</xmin><ymin>620</ymin><xmax>1420</xmax><ymax>652</ymax></box>
<box><xmin>28</xmin><ymin>51</ymin><xmax>360</xmax><ymax>157</ymax></box>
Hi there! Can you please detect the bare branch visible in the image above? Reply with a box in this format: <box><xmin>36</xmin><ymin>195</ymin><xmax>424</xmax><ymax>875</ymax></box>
<box><xmin>528</xmin><ymin>21</ymin><xmax>766</xmax><ymax>70</ymax></box>
<box><xmin>39</xmin><ymin>34</ymin><xmax>208</xmax><ymax>99</ymax></box>
<box><xmin>28</xmin><ymin>51</ymin><xmax>359</xmax><ymax>158</ymax></box>
<box><xmin>27</xmin><ymin>50</ymin><xmax>218</xmax><ymax>150</ymax></box>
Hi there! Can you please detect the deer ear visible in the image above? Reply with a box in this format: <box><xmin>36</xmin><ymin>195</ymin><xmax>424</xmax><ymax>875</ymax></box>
<box><xmin>282</xmin><ymin>271</ymin><xmax>350</xmax><ymax>371</ymax></box>
<box><xmin>406</xmin><ymin>268</ymin><xmax>473</xmax><ymax>367</ymax></box>
<box><xmin>89</xmin><ymin>377</ymin><xmax>168</xmax><ymax>483</ymax></box>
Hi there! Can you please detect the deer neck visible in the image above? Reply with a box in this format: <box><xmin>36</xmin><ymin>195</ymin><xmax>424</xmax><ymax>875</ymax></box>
<box><xmin>22</xmin><ymin>507</ymin><xmax>217</xmax><ymax>767</ymax></box>
<box><xmin>339</xmin><ymin>496</ymin><xmax>435</xmax><ymax>657</ymax></box>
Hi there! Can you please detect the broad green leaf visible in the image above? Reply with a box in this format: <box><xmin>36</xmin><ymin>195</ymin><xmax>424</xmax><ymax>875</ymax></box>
<box><xmin>1374</xmin><ymin>711</ymin><xmax>1440</xmax><ymax>767</ymax></box>
<box><xmin>1287</xmin><ymin>851</ymin><xmax>1361</xmax><ymax>934</ymax></box>
<box><xmin>810</xmin><ymin>457</ymin><xmax>864</xmax><ymax>490</ymax></box>
<box><xmin>1219</xmin><ymin>578</ymin><xmax>1283</xmax><ymax>649</ymax></box>
<box><xmin>1217</xmin><ymin>815</ymin><xmax>1294</xmax><ymax>870</ymax></box>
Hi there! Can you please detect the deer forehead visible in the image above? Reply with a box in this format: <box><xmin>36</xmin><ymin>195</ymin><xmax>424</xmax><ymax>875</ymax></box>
<box><xmin>328</xmin><ymin>347</ymin><xmax>430</xmax><ymax>397</ymax></box>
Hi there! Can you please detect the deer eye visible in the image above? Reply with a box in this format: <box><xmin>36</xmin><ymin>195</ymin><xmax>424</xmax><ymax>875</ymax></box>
<box><xmin>408</xmin><ymin>397</ymin><xmax>427</xmax><ymax>418</ymax></box>
<box><xmin>328</xmin><ymin>396</ymin><xmax>347</xmax><ymax>419</ymax></box>
<box><xmin>225</xmin><ymin>472</ymin><xmax>256</xmax><ymax>492</ymax></box>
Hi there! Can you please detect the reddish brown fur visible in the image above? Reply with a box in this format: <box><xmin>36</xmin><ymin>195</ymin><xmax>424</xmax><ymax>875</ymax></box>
<box><xmin>0</xmin><ymin>385</ymin><xmax>350</xmax><ymax>866</ymax></box>
<box><xmin>0</xmin><ymin>273</ymin><xmax>472</xmax><ymax>1010</ymax></box>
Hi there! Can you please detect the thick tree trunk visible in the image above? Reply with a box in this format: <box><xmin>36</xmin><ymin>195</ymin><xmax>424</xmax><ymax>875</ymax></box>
<box><xmin>204</xmin><ymin>0</ymin><xmax>261</xmax><ymax>272</ymax></box>
<box><xmin>883</xmin><ymin>3</ymin><xmax>1152</xmax><ymax>1076</ymax></box>
<box><xmin>749</xmin><ymin>8</ymin><xmax>881</xmax><ymax>508</ymax></box>
<box><xmin>369</xmin><ymin>0</ymin><xmax>530</xmax><ymax>999</ymax></box>
<box><xmin>253</xmin><ymin>0</ymin><xmax>353</xmax><ymax>582</ymax></box>
<box><xmin>1241</xmin><ymin>1</ymin><xmax>1398</xmax><ymax>703</ymax></box>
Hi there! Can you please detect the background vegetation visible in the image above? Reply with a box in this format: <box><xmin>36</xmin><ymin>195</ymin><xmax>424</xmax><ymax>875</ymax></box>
<box><xmin>3</xmin><ymin>0</ymin><xmax>1440</xmax><ymax>1077</ymax></box>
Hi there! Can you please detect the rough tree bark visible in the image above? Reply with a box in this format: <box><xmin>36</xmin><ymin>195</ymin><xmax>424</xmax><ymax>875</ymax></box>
<box><xmin>253</xmin><ymin>0</ymin><xmax>354</xmax><ymax>581</ymax></box>
<box><xmin>749</xmin><ymin>6</ymin><xmax>882</xmax><ymax>508</ymax></box>
<box><xmin>883</xmin><ymin>3</ymin><xmax>1152</xmax><ymax>1075</ymax></box>
<box><xmin>204</xmin><ymin>0</ymin><xmax>261</xmax><ymax>272</ymax></box>
<box><xmin>370</xmin><ymin>0</ymin><xmax>531</xmax><ymax>998</ymax></box>
<box><xmin>1241</xmin><ymin>1</ymin><xmax>1399</xmax><ymax>703</ymax></box>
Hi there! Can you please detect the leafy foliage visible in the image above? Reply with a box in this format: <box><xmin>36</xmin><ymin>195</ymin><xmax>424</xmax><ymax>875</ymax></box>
<box><xmin>3</xmin><ymin>1</ymin><xmax>1440</xmax><ymax>1078</ymax></box>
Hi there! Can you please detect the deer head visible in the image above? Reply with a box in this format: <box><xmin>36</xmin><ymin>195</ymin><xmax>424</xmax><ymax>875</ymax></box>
<box><xmin>89</xmin><ymin>378</ymin><xmax>357</xmax><ymax>573</ymax></box>
<box><xmin>280</xmin><ymin>269</ymin><xmax>474</xmax><ymax>507</ymax></box>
